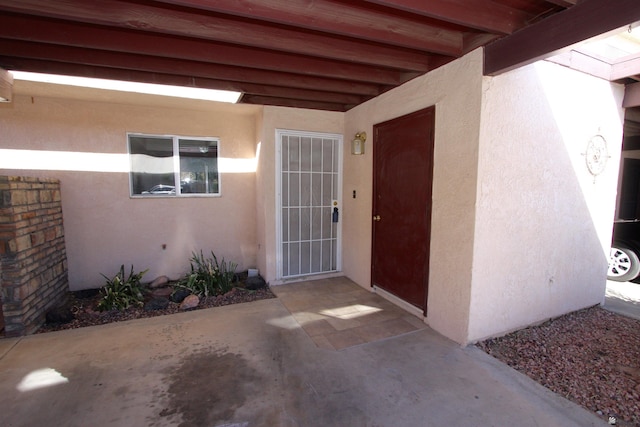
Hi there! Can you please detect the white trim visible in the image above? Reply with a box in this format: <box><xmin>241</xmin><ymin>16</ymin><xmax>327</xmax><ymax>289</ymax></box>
<box><xmin>127</xmin><ymin>132</ymin><xmax>221</xmax><ymax>198</ymax></box>
<box><xmin>372</xmin><ymin>285</ymin><xmax>425</xmax><ymax>319</ymax></box>
<box><xmin>270</xmin><ymin>271</ymin><xmax>346</xmax><ymax>286</ymax></box>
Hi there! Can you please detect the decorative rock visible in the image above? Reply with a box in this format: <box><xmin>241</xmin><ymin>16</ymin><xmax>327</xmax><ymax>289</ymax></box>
<box><xmin>179</xmin><ymin>294</ymin><xmax>200</xmax><ymax>310</ymax></box>
<box><xmin>150</xmin><ymin>286</ymin><xmax>173</xmax><ymax>298</ymax></box>
<box><xmin>149</xmin><ymin>275</ymin><xmax>170</xmax><ymax>289</ymax></box>
<box><xmin>144</xmin><ymin>297</ymin><xmax>170</xmax><ymax>311</ymax></box>
<box><xmin>245</xmin><ymin>276</ymin><xmax>267</xmax><ymax>290</ymax></box>
<box><xmin>171</xmin><ymin>288</ymin><xmax>191</xmax><ymax>303</ymax></box>
<box><xmin>45</xmin><ymin>306</ymin><xmax>75</xmax><ymax>324</ymax></box>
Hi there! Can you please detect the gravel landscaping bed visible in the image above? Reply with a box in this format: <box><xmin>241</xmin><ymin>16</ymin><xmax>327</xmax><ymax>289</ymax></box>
<box><xmin>38</xmin><ymin>285</ymin><xmax>276</xmax><ymax>334</ymax></box>
<box><xmin>477</xmin><ymin>306</ymin><xmax>640</xmax><ymax>426</ymax></box>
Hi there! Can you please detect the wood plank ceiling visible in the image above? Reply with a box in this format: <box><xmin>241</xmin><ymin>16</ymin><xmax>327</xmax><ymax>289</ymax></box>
<box><xmin>0</xmin><ymin>0</ymin><xmax>637</xmax><ymax>112</ymax></box>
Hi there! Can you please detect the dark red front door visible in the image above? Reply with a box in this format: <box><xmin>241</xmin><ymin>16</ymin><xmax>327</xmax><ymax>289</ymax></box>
<box><xmin>372</xmin><ymin>107</ymin><xmax>435</xmax><ymax>312</ymax></box>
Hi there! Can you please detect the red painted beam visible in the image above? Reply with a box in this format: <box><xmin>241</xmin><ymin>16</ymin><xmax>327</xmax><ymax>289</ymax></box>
<box><xmin>153</xmin><ymin>0</ymin><xmax>464</xmax><ymax>52</ymax></box>
<box><xmin>0</xmin><ymin>14</ymin><xmax>417</xmax><ymax>86</ymax></box>
<box><xmin>611</xmin><ymin>56</ymin><xmax>640</xmax><ymax>82</ymax></box>
<box><xmin>0</xmin><ymin>0</ymin><xmax>444</xmax><ymax>69</ymax></box>
<box><xmin>484</xmin><ymin>0</ymin><xmax>640</xmax><ymax>75</ymax></box>
<box><xmin>0</xmin><ymin>40</ymin><xmax>385</xmax><ymax>96</ymax></box>
<box><xmin>2</xmin><ymin>57</ymin><xmax>368</xmax><ymax>109</ymax></box>
<box><xmin>545</xmin><ymin>0</ymin><xmax>578</xmax><ymax>7</ymax></box>
<box><xmin>360</xmin><ymin>0</ymin><xmax>531</xmax><ymax>34</ymax></box>
<box><xmin>623</xmin><ymin>81</ymin><xmax>640</xmax><ymax>108</ymax></box>
<box><xmin>240</xmin><ymin>94</ymin><xmax>352</xmax><ymax>112</ymax></box>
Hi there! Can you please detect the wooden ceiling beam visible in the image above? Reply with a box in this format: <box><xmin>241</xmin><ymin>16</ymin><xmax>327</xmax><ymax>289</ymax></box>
<box><xmin>2</xmin><ymin>57</ymin><xmax>367</xmax><ymax>107</ymax></box>
<box><xmin>464</xmin><ymin>33</ymin><xmax>501</xmax><ymax>54</ymax></box>
<box><xmin>611</xmin><ymin>56</ymin><xmax>640</xmax><ymax>82</ymax></box>
<box><xmin>240</xmin><ymin>94</ymin><xmax>353</xmax><ymax>112</ymax></box>
<box><xmin>0</xmin><ymin>14</ymin><xmax>414</xmax><ymax>86</ymax></box>
<box><xmin>544</xmin><ymin>0</ymin><xmax>578</xmax><ymax>7</ymax></box>
<box><xmin>0</xmin><ymin>41</ymin><xmax>384</xmax><ymax>96</ymax></box>
<box><xmin>361</xmin><ymin>0</ymin><xmax>529</xmax><ymax>34</ymax></box>
<box><xmin>153</xmin><ymin>0</ymin><xmax>463</xmax><ymax>52</ymax></box>
<box><xmin>623</xmin><ymin>81</ymin><xmax>640</xmax><ymax>108</ymax></box>
<box><xmin>484</xmin><ymin>0</ymin><xmax>640</xmax><ymax>75</ymax></box>
<box><xmin>0</xmin><ymin>0</ymin><xmax>446</xmax><ymax>69</ymax></box>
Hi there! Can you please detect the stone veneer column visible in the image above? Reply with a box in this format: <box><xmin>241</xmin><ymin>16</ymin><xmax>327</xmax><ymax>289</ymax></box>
<box><xmin>0</xmin><ymin>176</ymin><xmax>69</xmax><ymax>336</ymax></box>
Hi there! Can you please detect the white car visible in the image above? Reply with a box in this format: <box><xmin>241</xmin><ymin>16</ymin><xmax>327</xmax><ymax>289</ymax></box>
<box><xmin>608</xmin><ymin>220</ymin><xmax>640</xmax><ymax>282</ymax></box>
<box><xmin>141</xmin><ymin>185</ymin><xmax>176</xmax><ymax>195</ymax></box>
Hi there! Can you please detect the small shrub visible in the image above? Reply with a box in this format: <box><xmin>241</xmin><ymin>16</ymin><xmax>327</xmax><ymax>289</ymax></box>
<box><xmin>178</xmin><ymin>251</ymin><xmax>237</xmax><ymax>297</ymax></box>
<box><xmin>97</xmin><ymin>265</ymin><xmax>148</xmax><ymax>311</ymax></box>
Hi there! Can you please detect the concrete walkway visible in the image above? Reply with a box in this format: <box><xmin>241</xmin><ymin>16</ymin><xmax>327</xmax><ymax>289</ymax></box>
<box><xmin>604</xmin><ymin>280</ymin><xmax>640</xmax><ymax>321</ymax></box>
<box><xmin>0</xmin><ymin>282</ymin><xmax>606</xmax><ymax>427</ymax></box>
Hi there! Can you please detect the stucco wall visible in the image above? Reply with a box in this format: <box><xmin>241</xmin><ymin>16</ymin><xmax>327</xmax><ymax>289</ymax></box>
<box><xmin>255</xmin><ymin>106</ymin><xmax>344</xmax><ymax>283</ymax></box>
<box><xmin>343</xmin><ymin>48</ymin><xmax>485</xmax><ymax>344</ymax></box>
<box><xmin>469</xmin><ymin>61</ymin><xmax>624</xmax><ymax>342</ymax></box>
<box><xmin>0</xmin><ymin>53</ymin><xmax>624</xmax><ymax>345</ymax></box>
<box><xmin>0</xmin><ymin>84</ymin><xmax>261</xmax><ymax>290</ymax></box>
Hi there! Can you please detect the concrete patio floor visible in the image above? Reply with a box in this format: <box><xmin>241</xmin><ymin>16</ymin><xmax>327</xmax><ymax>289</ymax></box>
<box><xmin>604</xmin><ymin>279</ymin><xmax>640</xmax><ymax>321</ymax></box>
<box><xmin>0</xmin><ymin>278</ymin><xmax>605</xmax><ymax>427</ymax></box>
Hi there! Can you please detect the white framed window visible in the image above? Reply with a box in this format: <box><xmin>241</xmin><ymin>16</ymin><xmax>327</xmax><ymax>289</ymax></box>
<box><xmin>128</xmin><ymin>133</ymin><xmax>220</xmax><ymax>197</ymax></box>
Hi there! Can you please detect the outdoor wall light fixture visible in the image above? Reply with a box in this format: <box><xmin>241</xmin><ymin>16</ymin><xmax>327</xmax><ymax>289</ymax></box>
<box><xmin>351</xmin><ymin>131</ymin><xmax>366</xmax><ymax>155</ymax></box>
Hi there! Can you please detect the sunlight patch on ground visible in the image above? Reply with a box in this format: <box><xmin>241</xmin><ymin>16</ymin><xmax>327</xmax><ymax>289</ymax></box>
<box><xmin>320</xmin><ymin>304</ymin><xmax>382</xmax><ymax>320</ymax></box>
<box><xmin>16</xmin><ymin>368</ymin><xmax>69</xmax><ymax>392</ymax></box>
<box><xmin>265</xmin><ymin>315</ymin><xmax>300</xmax><ymax>330</ymax></box>
<box><xmin>606</xmin><ymin>280</ymin><xmax>640</xmax><ymax>302</ymax></box>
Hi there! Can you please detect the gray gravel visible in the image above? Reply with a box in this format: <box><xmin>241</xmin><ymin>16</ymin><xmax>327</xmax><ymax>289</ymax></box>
<box><xmin>477</xmin><ymin>306</ymin><xmax>640</xmax><ymax>426</ymax></box>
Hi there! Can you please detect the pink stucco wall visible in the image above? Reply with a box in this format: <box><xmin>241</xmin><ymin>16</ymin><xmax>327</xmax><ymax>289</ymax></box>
<box><xmin>255</xmin><ymin>106</ymin><xmax>344</xmax><ymax>284</ymax></box>
<box><xmin>0</xmin><ymin>82</ymin><xmax>262</xmax><ymax>290</ymax></box>
<box><xmin>0</xmin><ymin>49</ymin><xmax>625</xmax><ymax>345</ymax></box>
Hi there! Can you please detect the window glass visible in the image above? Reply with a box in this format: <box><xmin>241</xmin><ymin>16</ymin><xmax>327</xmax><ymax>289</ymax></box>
<box><xmin>129</xmin><ymin>134</ymin><xmax>220</xmax><ymax>197</ymax></box>
<box><xmin>179</xmin><ymin>139</ymin><xmax>219</xmax><ymax>194</ymax></box>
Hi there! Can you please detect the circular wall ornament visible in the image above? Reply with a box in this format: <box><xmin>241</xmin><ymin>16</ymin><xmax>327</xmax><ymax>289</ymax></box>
<box><xmin>584</xmin><ymin>135</ymin><xmax>609</xmax><ymax>176</ymax></box>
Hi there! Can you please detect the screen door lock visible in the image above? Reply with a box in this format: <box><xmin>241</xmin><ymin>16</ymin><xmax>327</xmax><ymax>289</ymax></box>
<box><xmin>332</xmin><ymin>200</ymin><xmax>339</xmax><ymax>223</ymax></box>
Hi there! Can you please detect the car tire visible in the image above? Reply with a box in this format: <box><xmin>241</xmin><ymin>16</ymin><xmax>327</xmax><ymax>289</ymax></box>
<box><xmin>608</xmin><ymin>243</ymin><xmax>640</xmax><ymax>282</ymax></box>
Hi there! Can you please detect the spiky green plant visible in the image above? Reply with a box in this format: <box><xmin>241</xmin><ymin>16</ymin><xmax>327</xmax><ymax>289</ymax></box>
<box><xmin>177</xmin><ymin>251</ymin><xmax>237</xmax><ymax>297</ymax></box>
<box><xmin>97</xmin><ymin>265</ymin><xmax>148</xmax><ymax>311</ymax></box>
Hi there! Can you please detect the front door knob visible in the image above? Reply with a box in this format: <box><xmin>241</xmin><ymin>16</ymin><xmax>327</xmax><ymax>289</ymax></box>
<box><xmin>373</xmin><ymin>215</ymin><xmax>381</xmax><ymax>221</ymax></box>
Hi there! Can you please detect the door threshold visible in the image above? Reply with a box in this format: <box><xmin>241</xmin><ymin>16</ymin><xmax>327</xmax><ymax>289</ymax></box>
<box><xmin>271</xmin><ymin>271</ymin><xmax>344</xmax><ymax>286</ymax></box>
<box><xmin>372</xmin><ymin>286</ymin><xmax>425</xmax><ymax>320</ymax></box>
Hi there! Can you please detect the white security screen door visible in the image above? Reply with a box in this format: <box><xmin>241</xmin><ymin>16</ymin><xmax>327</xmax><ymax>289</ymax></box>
<box><xmin>276</xmin><ymin>130</ymin><xmax>342</xmax><ymax>279</ymax></box>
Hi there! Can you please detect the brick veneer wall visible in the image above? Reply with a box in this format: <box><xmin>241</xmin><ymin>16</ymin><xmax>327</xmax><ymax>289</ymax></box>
<box><xmin>0</xmin><ymin>176</ymin><xmax>69</xmax><ymax>337</ymax></box>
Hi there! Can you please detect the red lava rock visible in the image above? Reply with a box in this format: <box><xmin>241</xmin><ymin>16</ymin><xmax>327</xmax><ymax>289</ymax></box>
<box><xmin>149</xmin><ymin>275</ymin><xmax>170</xmax><ymax>289</ymax></box>
<box><xmin>150</xmin><ymin>287</ymin><xmax>173</xmax><ymax>298</ymax></box>
<box><xmin>179</xmin><ymin>294</ymin><xmax>200</xmax><ymax>310</ymax></box>
<box><xmin>477</xmin><ymin>306</ymin><xmax>640</xmax><ymax>426</ymax></box>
